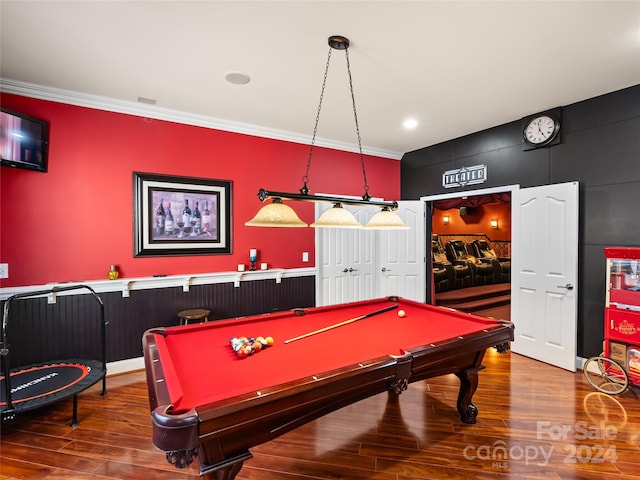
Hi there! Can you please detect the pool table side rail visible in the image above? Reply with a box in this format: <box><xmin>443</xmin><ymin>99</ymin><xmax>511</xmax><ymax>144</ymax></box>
<box><xmin>143</xmin><ymin>328</ymin><xmax>201</xmax><ymax>451</ymax></box>
<box><xmin>407</xmin><ymin>322</ymin><xmax>514</xmax><ymax>382</ymax></box>
<box><xmin>165</xmin><ymin>297</ymin><xmax>402</xmax><ymax>333</ymax></box>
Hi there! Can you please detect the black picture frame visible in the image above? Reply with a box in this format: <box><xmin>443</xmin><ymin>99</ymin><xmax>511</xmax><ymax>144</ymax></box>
<box><xmin>133</xmin><ymin>172</ymin><xmax>232</xmax><ymax>257</ymax></box>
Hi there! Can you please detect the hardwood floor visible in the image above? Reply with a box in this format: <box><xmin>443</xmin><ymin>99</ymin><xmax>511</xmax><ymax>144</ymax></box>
<box><xmin>2</xmin><ymin>350</ymin><xmax>639</xmax><ymax>479</ymax></box>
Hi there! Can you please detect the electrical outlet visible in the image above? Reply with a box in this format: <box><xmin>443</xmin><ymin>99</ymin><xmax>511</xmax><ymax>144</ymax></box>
<box><xmin>302</xmin><ymin>252</ymin><xmax>309</xmax><ymax>262</ymax></box>
<box><xmin>0</xmin><ymin>263</ymin><xmax>8</xmax><ymax>279</ymax></box>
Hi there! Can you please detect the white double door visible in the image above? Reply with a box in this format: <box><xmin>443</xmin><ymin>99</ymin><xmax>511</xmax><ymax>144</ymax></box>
<box><xmin>316</xmin><ymin>182</ymin><xmax>579</xmax><ymax>371</ymax></box>
<box><xmin>315</xmin><ymin>201</ymin><xmax>426</xmax><ymax>306</ymax></box>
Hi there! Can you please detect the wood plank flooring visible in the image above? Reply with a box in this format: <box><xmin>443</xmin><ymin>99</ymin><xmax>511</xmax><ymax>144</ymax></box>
<box><xmin>2</xmin><ymin>350</ymin><xmax>639</xmax><ymax>479</ymax></box>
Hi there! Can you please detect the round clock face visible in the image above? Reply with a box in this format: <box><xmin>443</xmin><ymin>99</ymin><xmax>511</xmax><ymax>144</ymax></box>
<box><xmin>524</xmin><ymin>115</ymin><xmax>558</xmax><ymax>145</ymax></box>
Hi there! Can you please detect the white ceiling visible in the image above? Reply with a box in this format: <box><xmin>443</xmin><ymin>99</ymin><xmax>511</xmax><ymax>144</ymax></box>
<box><xmin>1</xmin><ymin>1</ymin><xmax>639</xmax><ymax>159</ymax></box>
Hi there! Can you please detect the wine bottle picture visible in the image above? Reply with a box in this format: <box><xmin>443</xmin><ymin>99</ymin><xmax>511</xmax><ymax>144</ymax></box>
<box><xmin>155</xmin><ymin>199</ymin><xmax>165</xmax><ymax>235</ymax></box>
<box><xmin>193</xmin><ymin>201</ymin><xmax>202</xmax><ymax>235</ymax></box>
<box><xmin>202</xmin><ymin>200</ymin><xmax>211</xmax><ymax>234</ymax></box>
<box><xmin>182</xmin><ymin>199</ymin><xmax>192</xmax><ymax>235</ymax></box>
<box><xmin>164</xmin><ymin>203</ymin><xmax>174</xmax><ymax>235</ymax></box>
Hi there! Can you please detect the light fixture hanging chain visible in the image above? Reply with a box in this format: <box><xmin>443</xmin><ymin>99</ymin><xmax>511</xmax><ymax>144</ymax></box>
<box><xmin>248</xmin><ymin>35</ymin><xmax>408</xmax><ymax>229</ymax></box>
<box><xmin>345</xmin><ymin>48</ymin><xmax>370</xmax><ymax>201</ymax></box>
<box><xmin>301</xmin><ymin>46</ymin><xmax>333</xmax><ymax>195</ymax></box>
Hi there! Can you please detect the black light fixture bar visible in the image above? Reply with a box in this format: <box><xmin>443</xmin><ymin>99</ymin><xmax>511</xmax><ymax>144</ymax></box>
<box><xmin>256</xmin><ymin>188</ymin><xmax>398</xmax><ymax>210</ymax></box>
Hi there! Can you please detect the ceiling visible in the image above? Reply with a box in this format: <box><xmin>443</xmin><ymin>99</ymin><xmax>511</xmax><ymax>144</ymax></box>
<box><xmin>1</xmin><ymin>1</ymin><xmax>639</xmax><ymax>159</ymax></box>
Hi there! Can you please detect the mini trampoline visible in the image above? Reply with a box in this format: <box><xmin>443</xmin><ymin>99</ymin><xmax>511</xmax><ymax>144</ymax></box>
<box><xmin>1</xmin><ymin>285</ymin><xmax>107</xmax><ymax>426</ymax></box>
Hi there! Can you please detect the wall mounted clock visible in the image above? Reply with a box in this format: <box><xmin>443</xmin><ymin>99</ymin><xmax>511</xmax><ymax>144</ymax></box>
<box><xmin>522</xmin><ymin>108</ymin><xmax>562</xmax><ymax>150</ymax></box>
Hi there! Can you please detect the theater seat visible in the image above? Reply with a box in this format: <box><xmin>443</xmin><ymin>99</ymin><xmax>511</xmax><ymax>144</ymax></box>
<box><xmin>445</xmin><ymin>240</ymin><xmax>496</xmax><ymax>286</ymax></box>
<box><xmin>469</xmin><ymin>239</ymin><xmax>511</xmax><ymax>283</ymax></box>
<box><xmin>436</xmin><ymin>240</ymin><xmax>470</xmax><ymax>288</ymax></box>
<box><xmin>431</xmin><ymin>240</ymin><xmax>453</xmax><ymax>293</ymax></box>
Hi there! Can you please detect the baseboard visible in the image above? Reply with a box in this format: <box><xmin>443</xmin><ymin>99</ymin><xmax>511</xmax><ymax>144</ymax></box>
<box><xmin>576</xmin><ymin>356</ymin><xmax>587</xmax><ymax>370</ymax></box>
<box><xmin>107</xmin><ymin>357</ymin><xmax>145</xmax><ymax>376</ymax></box>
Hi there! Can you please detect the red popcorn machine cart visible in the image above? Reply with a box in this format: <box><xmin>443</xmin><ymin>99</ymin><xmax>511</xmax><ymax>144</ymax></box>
<box><xmin>583</xmin><ymin>247</ymin><xmax>640</xmax><ymax>394</ymax></box>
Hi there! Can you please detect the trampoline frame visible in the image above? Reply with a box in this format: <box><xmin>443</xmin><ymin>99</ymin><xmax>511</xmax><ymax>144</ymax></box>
<box><xmin>1</xmin><ymin>284</ymin><xmax>108</xmax><ymax>426</ymax></box>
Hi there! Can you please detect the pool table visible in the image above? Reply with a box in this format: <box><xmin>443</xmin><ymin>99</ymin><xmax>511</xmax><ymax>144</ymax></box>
<box><xmin>143</xmin><ymin>296</ymin><xmax>513</xmax><ymax>479</ymax></box>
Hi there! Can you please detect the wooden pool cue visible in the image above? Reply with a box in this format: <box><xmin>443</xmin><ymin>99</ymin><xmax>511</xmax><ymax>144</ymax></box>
<box><xmin>284</xmin><ymin>304</ymin><xmax>398</xmax><ymax>344</ymax></box>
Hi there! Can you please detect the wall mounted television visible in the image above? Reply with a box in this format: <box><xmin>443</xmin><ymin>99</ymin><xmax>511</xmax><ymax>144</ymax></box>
<box><xmin>0</xmin><ymin>108</ymin><xmax>49</xmax><ymax>173</ymax></box>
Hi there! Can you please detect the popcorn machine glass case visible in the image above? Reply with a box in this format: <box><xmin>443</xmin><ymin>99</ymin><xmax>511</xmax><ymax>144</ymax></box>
<box><xmin>604</xmin><ymin>247</ymin><xmax>640</xmax><ymax>386</ymax></box>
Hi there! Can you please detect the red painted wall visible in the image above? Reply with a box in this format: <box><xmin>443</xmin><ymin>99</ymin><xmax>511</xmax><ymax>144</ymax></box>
<box><xmin>0</xmin><ymin>94</ymin><xmax>400</xmax><ymax>287</ymax></box>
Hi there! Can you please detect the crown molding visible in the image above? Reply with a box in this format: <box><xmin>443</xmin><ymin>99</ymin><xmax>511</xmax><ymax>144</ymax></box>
<box><xmin>0</xmin><ymin>78</ymin><xmax>402</xmax><ymax>160</ymax></box>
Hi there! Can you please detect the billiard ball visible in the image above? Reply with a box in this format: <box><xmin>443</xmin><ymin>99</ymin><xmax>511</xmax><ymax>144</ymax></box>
<box><xmin>265</xmin><ymin>336</ymin><xmax>274</xmax><ymax>346</ymax></box>
<box><xmin>397</xmin><ymin>309</ymin><xmax>406</xmax><ymax>318</ymax></box>
<box><xmin>236</xmin><ymin>348</ymin><xmax>248</xmax><ymax>359</ymax></box>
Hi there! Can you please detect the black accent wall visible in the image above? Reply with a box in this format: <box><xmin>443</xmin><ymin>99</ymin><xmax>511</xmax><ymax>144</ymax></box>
<box><xmin>3</xmin><ymin>276</ymin><xmax>316</xmax><ymax>368</ymax></box>
<box><xmin>401</xmin><ymin>85</ymin><xmax>640</xmax><ymax>359</ymax></box>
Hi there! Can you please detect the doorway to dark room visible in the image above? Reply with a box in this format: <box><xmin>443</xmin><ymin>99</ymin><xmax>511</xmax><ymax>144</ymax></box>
<box><xmin>430</xmin><ymin>191</ymin><xmax>512</xmax><ymax>321</ymax></box>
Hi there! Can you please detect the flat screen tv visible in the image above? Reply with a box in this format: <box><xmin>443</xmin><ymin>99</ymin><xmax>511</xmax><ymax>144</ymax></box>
<box><xmin>1</xmin><ymin>108</ymin><xmax>49</xmax><ymax>173</ymax></box>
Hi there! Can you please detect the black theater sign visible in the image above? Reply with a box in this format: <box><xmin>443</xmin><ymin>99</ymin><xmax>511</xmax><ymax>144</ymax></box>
<box><xmin>442</xmin><ymin>164</ymin><xmax>487</xmax><ymax>188</ymax></box>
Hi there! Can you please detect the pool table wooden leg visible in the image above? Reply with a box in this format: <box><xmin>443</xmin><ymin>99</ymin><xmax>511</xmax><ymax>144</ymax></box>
<box><xmin>166</xmin><ymin>448</ymin><xmax>197</xmax><ymax>469</ymax></box>
<box><xmin>455</xmin><ymin>365</ymin><xmax>485</xmax><ymax>424</ymax></box>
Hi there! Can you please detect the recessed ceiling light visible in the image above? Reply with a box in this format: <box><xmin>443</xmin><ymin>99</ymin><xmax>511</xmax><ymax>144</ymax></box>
<box><xmin>225</xmin><ymin>72</ymin><xmax>251</xmax><ymax>85</ymax></box>
<box><xmin>403</xmin><ymin>117</ymin><xmax>418</xmax><ymax>129</ymax></box>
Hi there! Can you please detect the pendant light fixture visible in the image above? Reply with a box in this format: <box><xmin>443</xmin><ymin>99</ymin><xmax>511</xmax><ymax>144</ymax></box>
<box><xmin>311</xmin><ymin>203</ymin><xmax>362</xmax><ymax>228</ymax></box>
<box><xmin>364</xmin><ymin>207</ymin><xmax>412</xmax><ymax>229</ymax></box>
<box><xmin>245</xmin><ymin>35</ymin><xmax>408</xmax><ymax>230</ymax></box>
<box><xmin>244</xmin><ymin>198</ymin><xmax>307</xmax><ymax>227</ymax></box>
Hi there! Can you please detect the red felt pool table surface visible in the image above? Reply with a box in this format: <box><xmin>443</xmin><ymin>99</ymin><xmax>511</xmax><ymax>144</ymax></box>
<box><xmin>152</xmin><ymin>297</ymin><xmax>502</xmax><ymax>413</ymax></box>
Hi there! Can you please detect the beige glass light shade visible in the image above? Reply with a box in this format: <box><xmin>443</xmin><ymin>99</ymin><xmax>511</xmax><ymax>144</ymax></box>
<box><xmin>311</xmin><ymin>204</ymin><xmax>362</xmax><ymax>228</ymax></box>
<box><xmin>245</xmin><ymin>199</ymin><xmax>308</xmax><ymax>227</ymax></box>
<box><xmin>364</xmin><ymin>208</ymin><xmax>410</xmax><ymax>230</ymax></box>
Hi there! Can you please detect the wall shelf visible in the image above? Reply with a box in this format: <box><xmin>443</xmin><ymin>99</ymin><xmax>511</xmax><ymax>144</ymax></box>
<box><xmin>0</xmin><ymin>267</ymin><xmax>316</xmax><ymax>302</ymax></box>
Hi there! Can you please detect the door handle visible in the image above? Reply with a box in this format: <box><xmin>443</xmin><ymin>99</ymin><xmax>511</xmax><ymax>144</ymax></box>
<box><xmin>557</xmin><ymin>283</ymin><xmax>574</xmax><ymax>291</ymax></box>
<box><xmin>343</xmin><ymin>268</ymin><xmax>349</xmax><ymax>273</ymax></box>
<box><xmin>348</xmin><ymin>268</ymin><xmax>358</xmax><ymax>273</ymax></box>
<box><xmin>382</xmin><ymin>267</ymin><xmax>391</xmax><ymax>272</ymax></box>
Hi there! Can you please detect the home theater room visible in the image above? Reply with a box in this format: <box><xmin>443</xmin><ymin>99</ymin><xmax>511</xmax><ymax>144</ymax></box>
<box><xmin>1</xmin><ymin>2</ymin><xmax>640</xmax><ymax>480</ymax></box>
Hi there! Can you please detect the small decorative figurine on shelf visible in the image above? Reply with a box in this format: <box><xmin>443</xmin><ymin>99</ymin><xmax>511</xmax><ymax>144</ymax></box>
<box><xmin>108</xmin><ymin>265</ymin><xmax>119</xmax><ymax>280</ymax></box>
<box><xmin>249</xmin><ymin>249</ymin><xmax>257</xmax><ymax>271</ymax></box>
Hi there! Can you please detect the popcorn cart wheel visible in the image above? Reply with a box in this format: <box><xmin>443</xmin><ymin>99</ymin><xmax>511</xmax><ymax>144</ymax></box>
<box><xmin>583</xmin><ymin>355</ymin><xmax>629</xmax><ymax>395</ymax></box>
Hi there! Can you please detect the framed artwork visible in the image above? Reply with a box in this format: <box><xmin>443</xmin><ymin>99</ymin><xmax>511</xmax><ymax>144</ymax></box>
<box><xmin>133</xmin><ymin>172</ymin><xmax>232</xmax><ymax>257</ymax></box>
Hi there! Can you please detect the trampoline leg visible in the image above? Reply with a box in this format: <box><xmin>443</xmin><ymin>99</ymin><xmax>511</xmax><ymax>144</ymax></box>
<box><xmin>70</xmin><ymin>395</ymin><xmax>79</xmax><ymax>427</ymax></box>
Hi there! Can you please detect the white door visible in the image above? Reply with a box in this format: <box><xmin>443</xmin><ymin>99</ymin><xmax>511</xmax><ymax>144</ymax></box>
<box><xmin>511</xmin><ymin>182</ymin><xmax>579</xmax><ymax>371</ymax></box>
<box><xmin>378</xmin><ymin>201</ymin><xmax>426</xmax><ymax>302</ymax></box>
<box><xmin>316</xmin><ymin>205</ymin><xmax>377</xmax><ymax>306</ymax></box>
